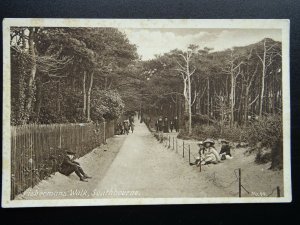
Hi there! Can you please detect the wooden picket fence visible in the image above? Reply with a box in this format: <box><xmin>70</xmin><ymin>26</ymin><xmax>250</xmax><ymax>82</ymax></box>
<box><xmin>10</xmin><ymin>121</ymin><xmax>115</xmax><ymax>200</ymax></box>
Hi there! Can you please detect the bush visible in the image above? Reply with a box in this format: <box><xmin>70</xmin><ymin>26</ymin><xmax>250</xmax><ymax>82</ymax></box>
<box><xmin>178</xmin><ymin>124</ymin><xmax>244</xmax><ymax>142</ymax></box>
<box><xmin>193</xmin><ymin>124</ymin><xmax>220</xmax><ymax>140</ymax></box>
<box><xmin>221</xmin><ymin>126</ymin><xmax>246</xmax><ymax>143</ymax></box>
<box><xmin>91</xmin><ymin>89</ymin><xmax>124</xmax><ymax>121</ymax></box>
<box><xmin>255</xmin><ymin>147</ymin><xmax>272</xmax><ymax>164</ymax></box>
<box><xmin>245</xmin><ymin>115</ymin><xmax>282</xmax><ymax>148</ymax></box>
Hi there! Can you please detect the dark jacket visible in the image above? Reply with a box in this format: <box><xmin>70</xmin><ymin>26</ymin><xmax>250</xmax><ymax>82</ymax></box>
<box><xmin>59</xmin><ymin>155</ymin><xmax>80</xmax><ymax>176</ymax></box>
<box><xmin>220</xmin><ymin>145</ymin><xmax>231</xmax><ymax>156</ymax></box>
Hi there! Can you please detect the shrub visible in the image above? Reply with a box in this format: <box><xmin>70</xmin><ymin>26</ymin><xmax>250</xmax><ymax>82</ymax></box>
<box><xmin>221</xmin><ymin>126</ymin><xmax>246</xmax><ymax>143</ymax></box>
<box><xmin>91</xmin><ymin>89</ymin><xmax>124</xmax><ymax>121</ymax></box>
<box><xmin>245</xmin><ymin>114</ymin><xmax>282</xmax><ymax>148</ymax></box>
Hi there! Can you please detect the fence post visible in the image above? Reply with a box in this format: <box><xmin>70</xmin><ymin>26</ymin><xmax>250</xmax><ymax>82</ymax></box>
<box><xmin>188</xmin><ymin>145</ymin><xmax>190</xmax><ymax>164</ymax></box>
<box><xmin>239</xmin><ymin>168</ymin><xmax>242</xmax><ymax>197</ymax></box>
<box><xmin>277</xmin><ymin>186</ymin><xmax>280</xmax><ymax>197</ymax></box>
<box><xmin>168</xmin><ymin>136</ymin><xmax>170</xmax><ymax>148</ymax></box>
<box><xmin>103</xmin><ymin>120</ymin><xmax>106</xmax><ymax>144</ymax></box>
<box><xmin>183</xmin><ymin>141</ymin><xmax>185</xmax><ymax>158</ymax></box>
<box><xmin>173</xmin><ymin>137</ymin><xmax>175</xmax><ymax>150</ymax></box>
<box><xmin>199</xmin><ymin>152</ymin><xmax>202</xmax><ymax>172</ymax></box>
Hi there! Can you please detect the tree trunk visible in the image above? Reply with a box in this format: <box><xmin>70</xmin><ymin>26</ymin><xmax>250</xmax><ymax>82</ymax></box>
<box><xmin>34</xmin><ymin>78</ymin><xmax>42</xmax><ymax>123</ymax></box>
<box><xmin>207</xmin><ymin>77</ymin><xmax>210</xmax><ymax>125</ymax></box>
<box><xmin>83</xmin><ymin>71</ymin><xmax>87</xmax><ymax>118</ymax></box>
<box><xmin>87</xmin><ymin>72</ymin><xmax>94</xmax><ymax>121</ymax></box>
<box><xmin>230</xmin><ymin>73</ymin><xmax>235</xmax><ymax>127</ymax></box>
<box><xmin>259</xmin><ymin>40</ymin><xmax>267</xmax><ymax>117</ymax></box>
<box><xmin>17</xmin><ymin>56</ymin><xmax>26</xmax><ymax>124</ymax></box>
<box><xmin>187</xmin><ymin>74</ymin><xmax>192</xmax><ymax>134</ymax></box>
<box><xmin>57</xmin><ymin>81</ymin><xmax>61</xmax><ymax>114</ymax></box>
<box><xmin>24</xmin><ymin>28</ymin><xmax>37</xmax><ymax>123</ymax></box>
<box><xmin>244</xmin><ymin>87</ymin><xmax>250</xmax><ymax>126</ymax></box>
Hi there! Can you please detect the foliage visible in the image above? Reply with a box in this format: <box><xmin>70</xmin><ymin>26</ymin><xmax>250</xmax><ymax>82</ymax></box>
<box><xmin>178</xmin><ymin>124</ymin><xmax>244</xmax><ymax>143</ymax></box>
<box><xmin>11</xmin><ymin>27</ymin><xmax>138</xmax><ymax>125</ymax></box>
<box><xmin>245</xmin><ymin>114</ymin><xmax>282</xmax><ymax>148</ymax></box>
<box><xmin>246</xmin><ymin>114</ymin><xmax>283</xmax><ymax>169</ymax></box>
<box><xmin>91</xmin><ymin>89</ymin><xmax>125</xmax><ymax>121</ymax></box>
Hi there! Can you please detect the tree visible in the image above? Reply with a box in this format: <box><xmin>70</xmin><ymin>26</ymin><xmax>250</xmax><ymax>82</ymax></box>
<box><xmin>174</xmin><ymin>46</ymin><xmax>199</xmax><ymax>134</ymax></box>
<box><xmin>10</xmin><ymin>27</ymin><xmax>138</xmax><ymax>125</ymax></box>
<box><xmin>220</xmin><ymin>49</ymin><xmax>244</xmax><ymax>127</ymax></box>
<box><xmin>256</xmin><ymin>38</ymin><xmax>281</xmax><ymax>117</ymax></box>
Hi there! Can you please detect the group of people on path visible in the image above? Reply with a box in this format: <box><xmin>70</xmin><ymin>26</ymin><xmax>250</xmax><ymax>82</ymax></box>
<box><xmin>191</xmin><ymin>138</ymin><xmax>233</xmax><ymax>166</ymax></box>
<box><xmin>155</xmin><ymin>116</ymin><xmax>179</xmax><ymax>133</ymax></box>
<box><xmin>116</xmin><ymin>115</ymin><xmax>135</xmax><ymax>135</ymax></box>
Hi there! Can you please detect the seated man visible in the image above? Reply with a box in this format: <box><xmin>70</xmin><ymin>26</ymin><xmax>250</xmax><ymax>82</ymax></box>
<box><xmin>219</xmin><ymin>139</ymin><xmax>233</xmax><ymax>160</ymax></box>
<box><xmin>59</xmin><ymin>151</ymin><xmax>91</xmax><ymax>182</ymax></box>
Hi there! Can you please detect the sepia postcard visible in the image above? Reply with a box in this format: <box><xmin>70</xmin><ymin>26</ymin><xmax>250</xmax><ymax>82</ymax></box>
<box><xmin>2</xmin><ymin>19</ymin><xmax>291</xmax><ymax>207</ymax></box>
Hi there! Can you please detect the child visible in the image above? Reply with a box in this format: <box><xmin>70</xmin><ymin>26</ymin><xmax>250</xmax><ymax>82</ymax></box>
<box><xmin>219</xmin><ymin>139</ymin><xmax>233</xmax><ymax>160</ymax></box>
<box><xmin>201</xmin><ymin>138</ymin><xmax>221</xmax><ymax>165</ymax></box>
<box><xmin>190</xmin><ymin>141</ymin><xmax>204</xmax><ymax>166</ymax></box>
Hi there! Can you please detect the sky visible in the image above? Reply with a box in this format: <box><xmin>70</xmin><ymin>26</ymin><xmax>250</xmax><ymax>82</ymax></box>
<box><xmin>121</xmin><ymin>28</ymin><xmax>282</xmax><ymax>60</ymax></box>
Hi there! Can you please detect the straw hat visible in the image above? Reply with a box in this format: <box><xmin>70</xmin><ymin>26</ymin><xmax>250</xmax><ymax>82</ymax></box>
<box><xmin>221</xmin><ymin>139</ymin><xmax>230</xmax><ymax>144</ymax></box>
<box><xmin>203</xmin><ymin>138</ymin><xmax>215</xmax><ymax>145</ymax></box>
<box><xmin>197</xmin><ymin>141</ymin><xmax>204</xmax><ymax>146</ymax></box>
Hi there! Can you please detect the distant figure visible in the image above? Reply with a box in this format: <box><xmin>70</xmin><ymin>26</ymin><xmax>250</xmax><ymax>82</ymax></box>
<box><xmin>155</xmin><ymin>120</ymin><xmax>159</xmax><ymax>132</ymax></box>
<box><xmin>123</xmin><ymin>120</ymin><xmax>130</xmax><ymax>135</ymax></box>
<box><xmin>174</xmin><ymin>116</ymin><xmax>179</xmax><ymax>132</ymax></box>
<box><xmin>170</xmin><ymin>120</ymin><xmax>174</xmax><ymax>132</ymax></box>
<box><xmin>163</xmin><ymin>117</ymin><xmax>169</xmax><ymax>133</ymax></box>
<box><xmin>219</xmin><ymin>139</ymin><xmax>233</xmax><ymax>160</ymax></box>
<box><xmin>158</xmin><ymin>117</ymin><xmax>163</xmax><ymax>132</ymax></box>
<box><xmin>129</xmin><ymin>115</ymin><xmax>134</xmax><ymax>124</ymax></box>
<box><xmin>130</xmin><ymin>122</ymin><xmax>135</xmax><ymax>133</ymax></box>
<box><xmin>59</xmin><ymin>151</ymin><xmax>91</xmax><ymax>182</ymax></box>
<box><xmin>117</xmin><ymin>122</ymin><xmax>124</xmax><ymax>135</ymax></box>
<box><xmin>201</xmin><ymin>139</ymin><xmax>221</xmax><ymax>165</ymax></box>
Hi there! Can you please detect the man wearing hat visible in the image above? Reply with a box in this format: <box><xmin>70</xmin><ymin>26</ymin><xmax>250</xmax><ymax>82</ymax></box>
<box><xmin>220</xmin><ymin>139</ymin><xmax>233</xmax><ymax>160</ymax></box>
<box><xmin>59</xmin><ymin>151</ymin><xmax>91</xmax><ymax>182</ymax></box>
<box><xmin>201</xmin><ymin>138</ymin><xmax>221</xmax><ymax>164</ymax></box>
